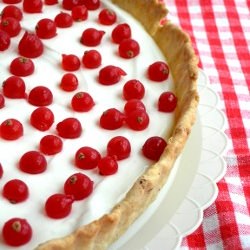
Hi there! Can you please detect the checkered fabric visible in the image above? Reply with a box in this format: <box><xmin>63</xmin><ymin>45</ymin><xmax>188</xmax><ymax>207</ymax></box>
<box><xmin>165</xmin><ymin>0</ymin><xmax>250</xmax><ymax>249</ymax></box>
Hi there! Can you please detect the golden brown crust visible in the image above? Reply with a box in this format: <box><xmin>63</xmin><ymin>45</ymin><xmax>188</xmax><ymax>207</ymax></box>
<box><xmin>36</xmin><ymin>0</ymin><xmax>199</xmax><ymax>249</ymax></box>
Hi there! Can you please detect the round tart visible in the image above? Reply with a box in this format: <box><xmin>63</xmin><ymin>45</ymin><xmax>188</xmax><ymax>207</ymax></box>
<box><xmin>0</xmin><ymin>0</ymin><xmax>199</xmax><ymax>249</ymax></box>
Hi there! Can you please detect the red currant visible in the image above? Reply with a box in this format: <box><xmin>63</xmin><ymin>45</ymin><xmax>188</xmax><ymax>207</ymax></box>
<box><xmin>82</xmin><ymin>50</ymin><xmax>102</xmax><ymax>69</ymax></box>
<box><xmin>98</xmin><ymin>8</ymin><xmax>117</xmax><ymax>25</ymax></box>
<box><xmin>9</xmin><ymin>57</ymin><xmax>35</xmax><ymax>77</ymax></box>
<box><xmin>3</xmin><ymin>179</ymin><xmax>29</xmax><ymax>203</ymax></box>
<box><xmin>60</xmin><ymin>73</ymin><xmax>78</xmax><ymax>91</ymax></box>
<box><xmin>19</xmin><ymin>151</ymin><xmax>47</xmax><ymax>174</ymax></box>
<box><xmin>126</xmin><ymin>109</ymin><xmax>149</xmax><ymax>131</ymax></box>
<box><xmin>54</xmin><ymin>12</ymin><xmax>73</xmax><ymax>28</ymax></box>
<box><xmin>56</xmin><ymin>117</ymin><xmax>82</xmax><ymax>138</ymax></box>
<box><xmin>0</xmin><ymin>119</ymin><xmax>23</xmax><ymax>140</ymax></box>
<box><xmin>45</xmin><ymin>193</ymin><xmax>74</xmax><ymax>219</ymax></box>
<box><xmin>111</xmin><ymin>23</ymin><xmax>131</xmax><ymax>44</ymax></box>
<box><xmin>64</xmin><ymin>172</ymin><xmax>93</xmax><ymax>200</ymax></box>
<box><xmin>30</xmin><ymin>107</ymin><xmax>54</xmax><ymax>131</ymax></box>
<box><xmin>61</xmin><ymin>54</ymin><xmax>81</xmax><ymax>71</ymax></box>
<box><xmin>158</xmin><ymin>91</ymin><xmax>177</xmax><ymax>112</ymax></box>
<box><xmin>98</xmin><ymin>65</ymin><xmax>126</xmax><ymax>85</ymax></box>
<box><xmin>45</xmin><ymin>0</ymin><xmax>58</xmax><ymax>5</ymax></box>
<box><xmin>148</xmin><ymin>61</ymin><xmax>169</xmax><ymax>82</ymax></box>
<box><xmin>98</xmin><ymin>156</ymin><xmax>118</xmax><ymax>175</ymax></box>
<box><xmin>71</xmin><ymin>5</ymin><xmax>88</xmax><ymax>21</ymax></box>
<box><xmin>123</xmin><ymin>79</ymin><xmax>145</xmax><ymax>100</ymax></box>
<box><xmin>2</xmin><ymin>76</ymin><xmax>26</xmax><ymax>99</ymax></box>
<box><xmin>0</xmin><ymin>94</ymin><xmax>5</xmax><ymax>108</ymax></box>
<box><xmin>71</xmin><ymin>91</ymin><xmax>95</xmax><ymax>112</ymax></box>
<box><xmin>36</xmin><ymin>18</ymin><xmax>57</xmax><ymax>39</ymax></box>
<box><xmin>142</xmin><ymin>136</ymin><xmax>167</xmax><ymax>161</ymax></box>
<box><xmin>3</xmin><ymin>0</ymin><xmax>22</xmax><ymax>3</ymax></box>
<box><xmin>1</xmin><ymin>5</ymin><xmax>23</xmax><ymax>21</ymax></box>
<box><xmin>62</xmin><ymin>0</ymin><xmax>82</xmax><ymax>10</ymax></box>
<box><xmin>80</xmin><ymin>28</ymin><xmax>105</xmax><ymax>46</ymax></box>
<box><xmin>2</xmin><ymin>218</ymin><xmax>32</xmax><ymax>246</ymax></box>
<box><xmin>28</xmin><ymin>86</ymin><xmax>53</xmax><ymax>106</ymax></box>
<box><xmin>23</xmin><ymin>0</ymin><xmax>43</xmax><ymax>13</ymax></box>
<box><xmin>0</xmin><ymin>30</ymin><xmax>10</xmax><ymax>51</ymax></box>
<box><xmin>107</xmin><ymin>136</ymin><xmax>131</xmax><ymax>160</ymax></box>
<box><xmin>0</xmin><ymin>163</ymin><xmax>3</xmax><ymax>178</ymax></box>
<box><xmin>39</xmin><ymin>135</ymin><xmax>63</xmax><ymax>155</ymax></box>
<box><xmin>118</xmin><ymin>38</ymin><xmax>140</xmax><ymax>59</ymax></box>
<box><xmin>124</xmin><ymin>99</ymin><xmax>146</xmax><ymax>115</ymax></box>
<box><xmin>18</xmin><ymin>31</ymin><xmax>44</xmax><ymax>58</ymax></box>
<box><xmin>0</xmin><ymin>17</ymin><xmax>21</xmax><ymax>37</ymax></box>
<box><xmin>75</xmin><ymin>146</ymin><xmax>101</xmax><ymax>169</ymax></box>
<box><xmin>82</xmin><ymin>0</ymin><xmax>100</xmax><ymax>10</ymax></box>
<box><xmin>99</xmin><ymin>108</ymin><xmax>125</xmax><ymax>130</ymax></box>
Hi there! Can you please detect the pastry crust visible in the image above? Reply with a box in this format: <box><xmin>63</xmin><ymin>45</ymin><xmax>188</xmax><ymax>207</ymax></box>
<box><xmin>36</xmin><ymin>1</ymin><xmax>199</xmax><ymax>249</ymax></box>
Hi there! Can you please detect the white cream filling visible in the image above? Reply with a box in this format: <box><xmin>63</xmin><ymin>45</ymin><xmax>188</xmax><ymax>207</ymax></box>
<box><xmin>0</xmin><ymin>1</ymin><xmax>175</xmax><ymax>249</ymax></box>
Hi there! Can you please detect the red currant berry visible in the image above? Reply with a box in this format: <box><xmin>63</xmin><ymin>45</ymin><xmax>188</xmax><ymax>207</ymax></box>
<box><xmin>107</xmin><ymin>136</ymin><xmax>131</xmax><ymax>160</ymax></box>
<box><xmin>0</xmin><ymin>119</ymin><xmax>23</xmax><ymax>140</ymax></box>
<box><xmin>0</xmin><ymin>30</ymin><xmax>11</xmax><ymax>51</ymax></box>
<box><xmin>2</xmin><ymin>76</ymin><xmax>26</xmax><ymax>99</ymax></box>
<box><xmin>99</xmin><ymin>108</ymin><xmax>125</xmax><ymax>130</ymax></box>
<box><xmin>0</xmin><ymin>17</ymin><xmax>21</xmax><ymax>37</ymax></box>
<box><xmin>1</xmin><ymin>5</ymin><xmax>23</xmax><ymax>21</ymax></box>
<box><xmin>62</xmin><ymin>0</ymin><xmax>81</xmax><ymax>10</ymax></box>
<box><xmin>75</xmin><ymin>146</ymin><xmax>101</xmax><ymax>169</ymax></box>
<box><xmin>54</xmin><ymin>12</ymin><xmax>73</xmax><ymax>28</ymax></box>
<box><xmin>118</xmin><ymin>38</ymin><xmax>140</xmax><ymax>59</ymax></box>
<box><xmin>158</xmin><ymin>91</ymin><xmax>177</xmax><ymax>112</ymax></box>
<box><xmin>23</xmin><ymin>0</ymin><xmax>43</xmax><ymax>13</ymax></box>
<box><xmin>142</xmin><ymin>136</ymin><xmax>167</xmax><ymax>161</ymax></box>
<box><xmin>45</xmin><ymin>0</ymin><xmax>58</xmax><ymax>5</ymax></box>
<box><xmin>3</xmin><ymin>0</ymin><xmax>22</xmax><ymax>3</ymax></box>
<box><xmin>60</xmin><ymin>73</ymin><xmax>78</xmax><ymax>91</ymax></box>
<box><xmin>30</xmin><ymin>107</ymin><xmax>54</xmax><ymax>131</ymax></box>
<box><xmin>36</xmin><ymin>18</ymin><xmax>57</xmax><ymax>39</ymax></box>
<box><xmin>39</xmin><ymin>135</ymin><xmax>63</xmax><ymax>155</ymax></box>
<box><xmin>82</xmin><ymin>0</ymin><xmax>100</xmax><ymax>10</ymax></box>
<box><xmin>61</xmin><ymin>54</ymin><xmax>81</xmax><ymax>71</ymax></box>
<box><xmin>0</xmin><ymin>163</ymin><xmax>3</xmax><ymax>178</ymax></box>
<box><xmin>98</xmin><ymin>156</ymin><xmax>118</xmax><ymax>175</ymax></box>
<box><xmin>18</xmin><ymin>31</ymin><xmax>44</xmax><ymax>58</ymax></box>
<box><xmin>148</xmin><ymin>61</ymin><xmax>169</xmax><ymax>82</ymax></box>
<box><xmin>126</xmin><ymin>109</ymin><xmax>149</xmax><ymax>131</ymax></box>
<box><xmin>45</xmin><ymin>194</ymin><xmax>74</xmax><ymax>219</ymax></box>
<box><xmin>2</xmin><ymin>218</ymin><xmax>32</xmax><ymax>246</ymax></box>
<box><xmin>28</xmin><ymin>86</ymin><xmax>53</xmax><ymax>106</ymax></box>
<box><xmin>98</xmin><ymin>8</ymin><xmax>117</xmax><ymax>25</ymax></box>
<box><xmin>123</xmin><ymin>79</ymin><xmax>145</xmax><ymax>100</ymax></box>
<box><xmin>19</xmin><ymin>151</ymin><xmax>47</xmax><ymax>174</ymax></box>
<box><xmin>124</xmin><ymin>99</ymin><xmax>146</xmax><ymax>115</ymax></box>
<box><xmin>0</xmin><ymin>94</ymin><xmax>5</xmax><ymax>108</ymax></box>
<box><xmin>3</xmin><ymin>179</ymin><xmax>29</xmax><ymax>203</ymax></box>
<box><xmin>71</xmin><ymin>5</ymin><xmax>88</xmax><ymax>21</ymax></box>
<box><xmin>111</xmin><ymin>23</ymin><xmax>131</xmax><ymax>44</ymax></box>
<box><xmin>56</xmin><ymin>117</ymin><xmax>82</xmax><ymax>138</ymax></box>
<box><xmin>9</xmin><ymin>57</ymin><xmax>35</xmax><ymax>77</ymax></box>
<box><xmin>80</xmin><ymin>28</ymin><xmax>105</xmax><ymax>46</ymax></box>
<box><xmin>71</xmin><ymin>91</ymin><xmax>95</xmax><ymax>112</ymax></box>
<box><xmin>98</xmin><ymin>65</ymin><xmax>126</xmax><ymax>85</ymax></box>
<box><xmin>82</xmin><ymin>50</ymin><xmax>102</xmax><ymax>69</ymax></box>
<box><xmin>64</xmin><ymin>173</ymin><xmax>93</xmax><ymax>200</ymax></box>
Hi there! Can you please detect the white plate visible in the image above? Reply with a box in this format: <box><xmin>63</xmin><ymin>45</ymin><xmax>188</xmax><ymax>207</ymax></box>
<box><xmin>110</xmin><ymin>69</ymin><xmax>228</xmax><ymax>250</ymax></box>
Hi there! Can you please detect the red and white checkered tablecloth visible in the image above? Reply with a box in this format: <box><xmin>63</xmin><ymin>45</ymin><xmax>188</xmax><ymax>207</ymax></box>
<box><xmin>165</xmin><ymin>0</ymin><xmax>250</xmax><ymax>249</ymax></box>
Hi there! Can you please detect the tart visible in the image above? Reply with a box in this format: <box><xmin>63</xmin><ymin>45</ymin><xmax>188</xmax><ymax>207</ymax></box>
<box><xmin>0</xmin><ymin>0</ymin><xmax>199</xmax><ymax>249</ymax></box>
